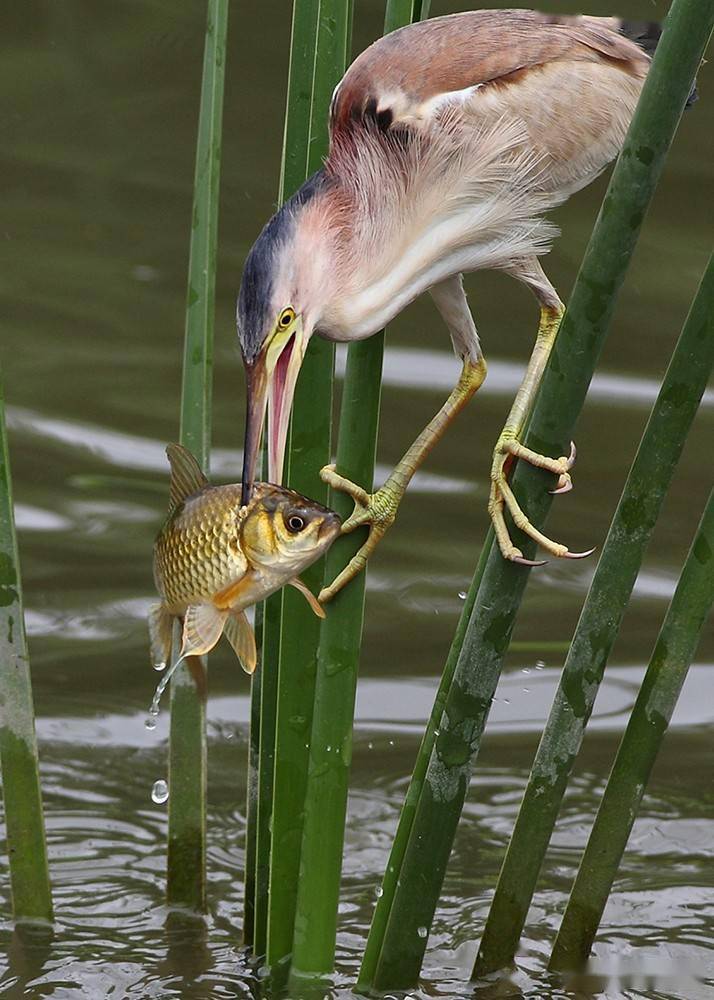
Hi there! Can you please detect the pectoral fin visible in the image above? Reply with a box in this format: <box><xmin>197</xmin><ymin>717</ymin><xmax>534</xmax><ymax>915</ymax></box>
<box><xmin>289</xmin><ymin>577</ymin><xmax>326</xmax><ymax>619</ymax></box>
<box><xmin>180</xmin><ymin>604</ymin><xmax>228</xmax><ymax>658</ymax></box>
<box><xmin>148</xmin><ymin>603</ymin><xmax>173</xmax><ymax>668</ymax></box>
<box><xmin>224</xmin><ymin>611</ymin><xmax>257</xmax><ymax>674</ymax></box>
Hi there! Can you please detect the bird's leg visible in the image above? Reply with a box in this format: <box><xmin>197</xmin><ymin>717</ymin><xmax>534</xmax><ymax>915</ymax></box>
<box><xmin>319</xmin><ymin>356</ymin><xmax>488</xmax><ymax>602</ymax></box>
<box><xmin>489</xmin><ymin>302</ymin><xmax>591</xmax><ymax>564</ymax></box>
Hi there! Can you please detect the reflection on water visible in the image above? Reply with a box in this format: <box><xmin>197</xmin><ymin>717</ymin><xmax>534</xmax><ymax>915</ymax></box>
<box><xmin>1</xmin><ymin>0</ymin><xmax>712</xmax><ymax>997</ymax></box>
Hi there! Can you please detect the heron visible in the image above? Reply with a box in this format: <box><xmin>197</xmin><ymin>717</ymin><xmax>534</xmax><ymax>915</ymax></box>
<box><xmin>236</xmin><ymin>9</ymin><xmax>666</xmax><ymax>602</ymax></box>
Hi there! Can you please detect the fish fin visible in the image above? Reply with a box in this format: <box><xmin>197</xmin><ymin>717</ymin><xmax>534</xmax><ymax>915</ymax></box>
<box><xmin>166</xmin><ymin>443</ymin><xmax>208</xmax><ymax>512</ymax></box>
<box><xmin>180</xmin><ymin>604</ymin><xmax>228</xmax><ymax>658</ymax></box>
<box><xmin>213</xmin><ymin>572</ymin><xmax>254</xmax><ymax>611</ymax></box>
<box><xmin>148</xmin><ymin>603</ymin><xmax>173</xmax><ymax>668</ymax></box>
<box><xmin>289</xmin><ymin>577</ymin><xmax>326</xmax><ymax>619</ymax></box>
<box><xmin>224</xmin><ymin>611</ymin><xmax>257</xmax><ymax>674</ymax></box>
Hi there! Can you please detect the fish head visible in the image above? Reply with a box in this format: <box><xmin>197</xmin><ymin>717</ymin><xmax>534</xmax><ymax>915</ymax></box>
<box><xmin>240</xmin><ymin>484</ymin><xmax>341</xmax><ymax>580</ymax></box>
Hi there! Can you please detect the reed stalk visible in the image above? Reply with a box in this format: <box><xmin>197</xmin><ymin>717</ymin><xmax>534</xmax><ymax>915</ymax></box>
<box><xmin>551</xmin><ymin>483</ymin><xmax>714</xmax><ymax>970</ymax></box>
<box><xmin>167</xmin><ymin>0</ymin><xmax>228</xmax><ymax>913</ymax></box>
<box><xmin>247</xmin><ymin>1</ymin><xmax>321</xmax><ymax>955</ymax></box>
<box><xmin>362</xmin><ymin>0</ymin><xmax>712</xmax><ymax>988</ymax></box>
<box><xmin>0</xmin><ymin>365</ymin><xmax>53</xmax><ymax>925</ymax></box>
<box><xmin>288</xmin><ymin>1</ymin><xmax>430</xmax><ymax>986</ymax></box>
<box><xmin>259</xmin><ymin>0</ymin><xmax>352</xmax><ymax>969</ymax></box>
<box><xmin>475</xmin><ymin>248</ymin><xmax>714</xmax><ymax>975</ymax></box>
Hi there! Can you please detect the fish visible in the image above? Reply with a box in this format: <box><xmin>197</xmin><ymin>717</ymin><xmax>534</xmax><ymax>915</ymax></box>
<box><xmin>148</xmin><ymin>443</ymin><xmax>341</xmax><ymax>675</ymax></box>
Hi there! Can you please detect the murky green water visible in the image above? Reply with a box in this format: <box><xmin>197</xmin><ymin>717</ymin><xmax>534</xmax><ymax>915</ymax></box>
<box><xmin>1</xmin><ymin>1</ymin><xmax>712</xmax><ymax>997</ymax></box>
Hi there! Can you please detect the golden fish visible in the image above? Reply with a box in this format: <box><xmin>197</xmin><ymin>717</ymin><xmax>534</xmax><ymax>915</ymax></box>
<box><xmin>148</xmin><ymin>443</ymin><xmax>341</xmax><ymax>674</ymax></box>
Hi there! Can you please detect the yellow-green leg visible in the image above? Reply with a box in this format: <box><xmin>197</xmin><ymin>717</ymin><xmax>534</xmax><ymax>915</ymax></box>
<box><xmin>488</xmin><ymin>303</ymin><xmax>593</xmax><ymax>565</ymax></box>
<box><xmin>319</xmin><ymin>357</ymin><xmax>487</xmax><ymax>602</ymax></box>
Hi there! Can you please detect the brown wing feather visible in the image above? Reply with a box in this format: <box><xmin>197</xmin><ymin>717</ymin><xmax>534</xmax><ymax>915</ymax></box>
<box><xmin>330</xmin><ymin>9</ymin><xmax>649</xmax><ymax>135</ymax></box>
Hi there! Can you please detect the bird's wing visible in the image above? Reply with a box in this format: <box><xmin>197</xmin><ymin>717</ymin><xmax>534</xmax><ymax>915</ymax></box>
<box><xmin>330</xmin><ymin>10</ymin><xmax>649</xmax><ymax>137</ymax></box>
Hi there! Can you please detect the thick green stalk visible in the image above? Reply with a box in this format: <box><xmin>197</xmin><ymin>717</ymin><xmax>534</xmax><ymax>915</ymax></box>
<box><xmin>0</xmin><ymin>366</ymin><xmax>53</xmax><ymax>925</ymax></box>
<box><xmin>266</xmin><ymin>0</ymin><xmax>352</xmax><ymax>970</ymax></box>
<box><xmin>249</xmin><ymin>0</ymin><xmax>320</xmax><ymax>956</ymax></box>
<box><xmin>288</xmin><ymin>1</ymin><xmax>430</xmax><ymax>986</ymax></box>
<box><xmin>167</xmin><ymin>0</ymin><xmax>228</xmax><ymax>913</ymax></box>
<box><xmin>366</xmin><ymin>0</ymin><xmax>713</xmax><ymax>988</ymax></box>
<box><xmin>475</xmin><ymin>249</ymin><xmax>714</xmax><ymax>974</ymax></box>
<box><xmin>551</xmin><ymin>486</ymin><xmax>714</xmax><ymax>969</ymax></box>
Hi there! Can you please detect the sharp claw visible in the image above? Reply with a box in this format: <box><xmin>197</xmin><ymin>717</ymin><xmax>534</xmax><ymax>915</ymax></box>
<box><xmin>550</xmin><ymin>475</ymin><xmax>573</xmax><ymax>495</ymax></box>
<box><xmin>513</xmin><ymin>555</ymin><xmax>548</xmax><ymax>567</ymax></box>
<box><xmin>563</xmin><ymin>546</ymin><xmax>596</xmax><ymax>560</ymax></box>
<box><xmin>567</xmin><ymin>441</ymin><xmax>577</xmax><ymax>468</ymax></box>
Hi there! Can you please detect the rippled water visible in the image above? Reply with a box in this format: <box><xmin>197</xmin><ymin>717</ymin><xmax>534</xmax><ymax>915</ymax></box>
<box><xmin>1</xmin><ymin>1</ymin><xmax>713</xmax><ymax>997</ymax></box>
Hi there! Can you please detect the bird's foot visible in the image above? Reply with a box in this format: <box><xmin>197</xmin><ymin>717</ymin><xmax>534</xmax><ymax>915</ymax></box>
<box><xmin>488</xmin><ymin>434</ymin><xmax>593</xmax><ymax>565</ymax></box>
<box><xmin>318</xmin><ymin>465</ymin><xmax>399</xmax><ymax>602</ymax></box>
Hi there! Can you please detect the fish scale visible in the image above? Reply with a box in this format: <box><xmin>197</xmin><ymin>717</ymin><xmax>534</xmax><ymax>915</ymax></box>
<box><xmin>154</xmin><ymin>484</ymin><xmax>248</xmax><ymax>612</ymax></box>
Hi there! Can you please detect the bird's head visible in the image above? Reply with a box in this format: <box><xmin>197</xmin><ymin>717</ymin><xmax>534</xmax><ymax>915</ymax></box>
<box><xmin>237</xmin><ymin>173</ymin><xmax>334</xmax><ymax>505</ymax></box>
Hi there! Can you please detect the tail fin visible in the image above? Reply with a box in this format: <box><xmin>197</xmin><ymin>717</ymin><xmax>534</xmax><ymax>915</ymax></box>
<box><xmin>619</xmin><ymin>19</ymin><xmax>698</xmax><ymax>107</ymax></box>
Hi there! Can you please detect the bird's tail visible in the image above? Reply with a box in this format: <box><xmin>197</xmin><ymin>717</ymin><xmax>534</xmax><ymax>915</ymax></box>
<box><xmin>618</xmin><ymin>20</ymin><xmax>698</xmax><ymax>107</ymax></box>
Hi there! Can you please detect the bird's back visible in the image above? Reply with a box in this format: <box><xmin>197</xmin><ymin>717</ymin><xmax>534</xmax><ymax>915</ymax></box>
<box><xmin>330</xmin><ymin>9</ymin><xmax>652</xmax><ymax>197</ymax></box>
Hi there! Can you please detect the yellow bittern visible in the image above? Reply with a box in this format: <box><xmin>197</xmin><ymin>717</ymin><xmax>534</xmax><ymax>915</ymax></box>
<box><xmin>237</xmin><ymin>9</ymin><xmax>672</xmax><ymax>601</ymax></box>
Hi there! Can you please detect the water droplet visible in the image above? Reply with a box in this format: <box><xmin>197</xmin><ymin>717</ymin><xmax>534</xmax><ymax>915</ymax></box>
<box><xmin>458</xmin><ymin>591</ymin><xmax>467</xmax><ymax>600</ymax></box>
<box><xmin>503</xmin><ymin>698</ymin><xmax>511</xmax><ymax>705</ymax></box>
<box><xmin>535</xmin><ymin>660</ymin><xmax>546</xmax><ymax>670</ymax></box>
<box><xmin>388</xmin><ymin>739</ymin><xmax>394</xmax><ymax>746</ymax></box>
<box><xmin>151</xmin><ymin>779</ymin><xmax>169</xmax><ymax>804</ymax></box>
<box><xmin>368</xmin><ymin>742</ymin><xmax>373</xmax><ymax>750</ymax></box>
<box><xmin>153</xmin><ymin>661</ymin><xmax>166</xmax><ymax>672</ymax></box>
<box><xmin>375</xmin><ymin>886</ymin><xmax>383</xmax><ymax>898</ymax></box>
<box><xmin>144</xmin><ymin>717</ymin><xmax>157</xmax><ymax>732</ymax></box>
<box><xmin>417</xmin><ymin>925</ymin><xmax>428</xmax><ymax>939</ymax></box>
<box><xmin>521</xmin><ymin>667</ymin><xmax>531</xmax><ymax>674</ymax></box>
<box><xmin>523</xmin><ymin>688</ymin><xmax>531</xmax><ymax>693</ymax></box>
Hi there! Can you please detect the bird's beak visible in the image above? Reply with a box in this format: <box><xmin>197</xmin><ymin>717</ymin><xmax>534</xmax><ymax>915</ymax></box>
<box><xmin>240</xmin><ymin>317</ymin><xmax>308</xmax><ymax>506</ymax></box>
<box><xmin>267</xmin><ymin>316</ymin><xmax>308</xmax><ymax>485</ymax></box>
<box><xmin>241</xmin><ymin>359</ymin><xmax>268</xmax><ymax>507</ymax></box>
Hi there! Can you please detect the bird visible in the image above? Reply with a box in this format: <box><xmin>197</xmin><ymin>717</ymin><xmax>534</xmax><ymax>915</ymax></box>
<box><xmin>236</xmin><ymin>9</ymin><xmax>673</xmax><ymax>602</ymax></box>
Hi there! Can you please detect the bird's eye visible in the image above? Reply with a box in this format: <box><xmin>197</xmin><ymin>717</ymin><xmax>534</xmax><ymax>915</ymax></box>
<box><xmin>278</xmin><ymin>307</ymin><xmax>296</xmax><ymax>330</ymax></box>
<box><xmin>286</xmin><ymin>513</ymin><xmax>306</xmax><ymax>533</ymax></box>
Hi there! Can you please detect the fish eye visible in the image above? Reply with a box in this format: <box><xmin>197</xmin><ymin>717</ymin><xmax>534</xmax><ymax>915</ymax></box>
<box><xmin>286</xmin><ymin>513</ymin><xmax>306</xmax><ymax>533</ymax></box>
<box><xmin>278</xmin><ymin>306</ymin><xmax>296</xmax><ymax>330</ymax></box>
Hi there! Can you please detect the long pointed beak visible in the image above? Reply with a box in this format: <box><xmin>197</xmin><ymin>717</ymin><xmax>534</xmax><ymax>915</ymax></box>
<box><xmin>241</xmin><ymin>361</ymin><xmax>268</xmax><ymax>507</ymax></box>
<box><xmin>267</xmin><ymin>329</ymin><xmax>307</xmax><ymax>485</ymax></box>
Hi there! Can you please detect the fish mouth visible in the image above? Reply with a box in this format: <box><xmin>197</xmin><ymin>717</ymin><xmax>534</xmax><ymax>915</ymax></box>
<box><xmin>318</xmin><ymin>511</ymin><xmax>342</xmax><ymax>542</ymax></box>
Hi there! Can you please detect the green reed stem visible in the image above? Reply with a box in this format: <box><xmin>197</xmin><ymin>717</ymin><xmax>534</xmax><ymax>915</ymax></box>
<box><xmin>475</xmin><ymin>248</ymin><xmax>714</xmax><ymax>975</ymax></box>
<box><xmin>364</xmin><ymin>0</ymin><xmax>713</xmax><ymax>988</ymax></box>
<box><xmin>248</xmin><ymin>0</ymin><xmax>321</xmax><ymax>956</ymax></box>
<box><xmin>264</xmin><ymin>0</ymin><xmax>352</xmax><ymax>972</ymax></box>
<box><xmin>551</xmin><ymin>485</ymin><xmax>714</xmax><ymax>970</ymax></box>
<box><xmin>167</xmin><ymin>0</ymin><xmax>228</xmax><ymax>913</ymax></box>
<box><xmin>288</xmin><ymin>1</ymin><xmax>430</xmax><ymax>987</ymax></box>
<box><xmin>0</xmin><ymin>367</ymin><xmax>53</xmax><ymax>925</ymax></box>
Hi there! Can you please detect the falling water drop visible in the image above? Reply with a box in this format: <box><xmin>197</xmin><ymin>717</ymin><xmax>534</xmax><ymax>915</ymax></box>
<box><xmin>458</xmin><ymin>591</ymin><xmax>467</xmax><ymax>600</ymax></box>
<box><xmin>144</xmin><ymin>716</ymin><xmax>157</xmax><ymax>732</ymax></box>
<box><xmin>151</xmin><ymin>779</ymin><xmax>169</xmax><ymax>804</ymax></box>
<box><xmin>535</xmin><ymin>660</ymin><xmax>546</xmax><ymax>671</ymax></box>
<box><xmin>375</xmin><ymin>886</ymin><xmax>383</xmax><ymax>898</ymax></box>
<box><xmin>417</xmin><ymin>925</ymin><xmax>428</xmax><ymax>939</ymax></box>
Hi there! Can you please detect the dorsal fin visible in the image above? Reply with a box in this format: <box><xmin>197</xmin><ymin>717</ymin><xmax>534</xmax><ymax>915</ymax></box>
<box><xmin>166</xmin><ymin>443</ymin><xmax>208</xmax><ymax>511</ymax></box>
